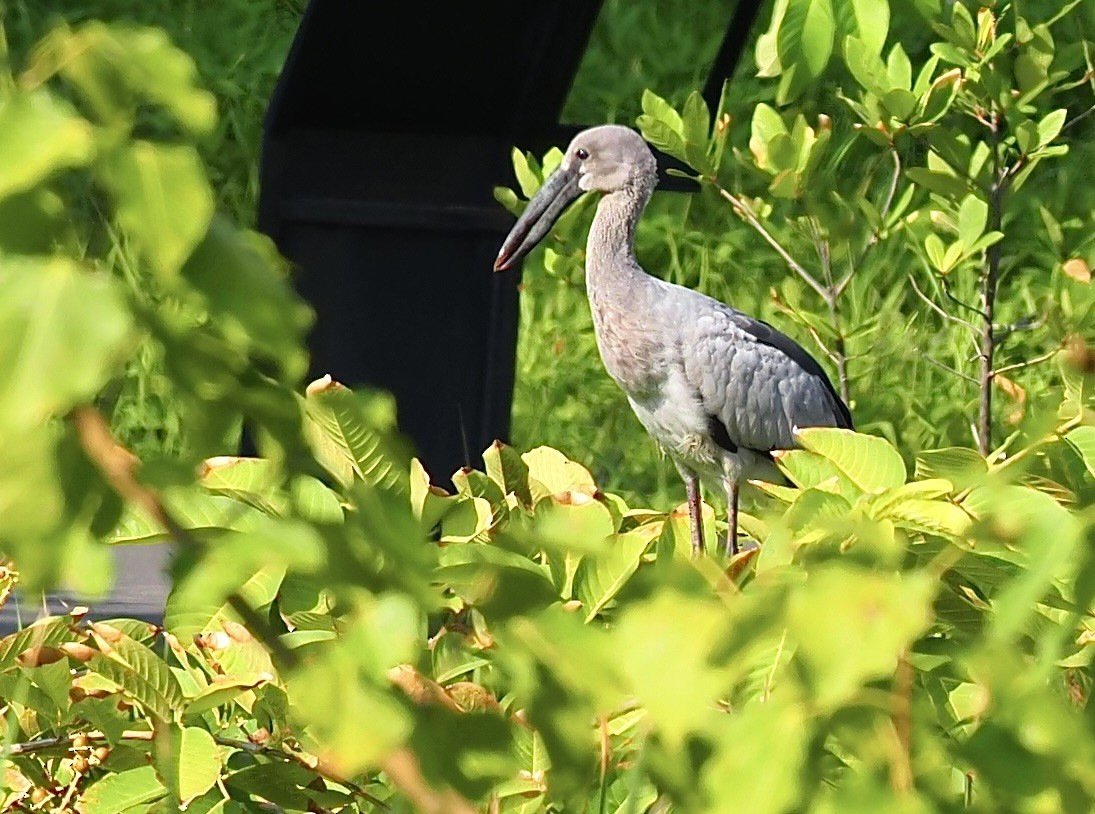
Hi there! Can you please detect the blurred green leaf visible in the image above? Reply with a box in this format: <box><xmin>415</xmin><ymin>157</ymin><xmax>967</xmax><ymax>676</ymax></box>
<box><xmin>100</xmin><ymin>141</ymin><xmax>213</xmax><ymax>280</ymax></box>
<box><xmin>0</xmin><ymin>257</ymin><xmax>132</xmax><ymax>430</ymax></box>
<box><xmin>789</xmin><ymin>566</ymin><xmax>934</xmax><ymax>707</ymax></box>
<box><xmin>1065</xmin><ymin>426</ymin><xmax>1095</xmax><ymax>478</ymax></box>
<box><xmin>574</xmin><ymin>526</ymin><xmax>660</xmax><ymax>621</ymax></box>
<box><xmin>0</xmin><ymin>90</ymin><xmax>93</xmax><ymax>201</ymax></box>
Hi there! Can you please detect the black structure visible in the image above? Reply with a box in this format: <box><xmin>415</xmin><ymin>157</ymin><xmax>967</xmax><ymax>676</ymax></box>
<box><xmin>259</xmin><ymin>0</ymin><xmax>764</xmax><ymax>484</ymax></box>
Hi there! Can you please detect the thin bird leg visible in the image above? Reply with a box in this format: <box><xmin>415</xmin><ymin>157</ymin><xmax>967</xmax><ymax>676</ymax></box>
<box><xmin>683</xmin><ymin>469</ymin><xmax>705</xmax><ymax>557</ymax></box>
<box><xmin>725</xmin><ymin>479</ymin><xmax>740</xmax><ymax>558</ymax></box>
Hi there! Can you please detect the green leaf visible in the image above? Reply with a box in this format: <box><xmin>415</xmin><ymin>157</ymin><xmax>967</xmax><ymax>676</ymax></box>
<box><xmin>164</xmin><ymin>536</ymin><xmax>298</xmax><ymax>641</ymax></box>
<box><xmin>885</xmin><ymin>43</ymin><xmax>912</xmax><ymax>91</ymax></box>
<box><xmin>834</xmin><ymin>0</ymin><xmax>889</xmax><ymax>56</ymax></box>
<box><xmin>636</xmin><ymin>116</ymin><xmax>686</xmax><ymax>165</ymax></box>
<box><xmin>183</xmin><ymin>217</ymin><xmax>311</xmax><ymax>378</ymax></box>
<box><xmin>881</xmin><ymin>88</ymin><xmax>917</xmax><ymax>119</ymax></box>
<box><xmin>773</xmin><ymin>449</ymin><xmax>860</xmax><ymax>500</ymax></box>
<box><xmin>843</xmin><ymin>35</ymin><xmax>887</xmax><ymax>94</ymax></box>
<box><xmin>185</xmin><ymin>674</ymin><xmax>272</xmax><ymax>717</ymax></box>
<box><xmin>438</xmin><ymin>542</ymin><xmax>556</xmax><ymax>616</ymax></box>
<box><xmin>0</xmin><ymin>617</ymin><xmax>72</xmax><ymax>669</ymax></box>
<box><xmin>521</xmin><ymin>446</ymin><xmax>597</xmax><ymax>504</ymax></box>
<box><xmin>483</xmin><ymin>440</ymin><xmax>533</xmax><ymax>506</ymax></box>
<box><xmin>789</xmin><ymin>566</ymin><xmax>934</xmax><ymax>708</ymax></box>
<box><xmin>49</xmin><ymin>22</ymin><xmax>215</xmax><ymax>134</ymax></box>
<box><xmin>907</xmin><ymin>167</ymin><xmax>968</xmax><ymax>199</ymax></box>
<box><xmin>176</xmin><ymin>726</ymin><xmax>221</xmax><ymax>803</ymax></box>
<box><xmin>100</xmin><ymin>141</ymin><xmax>212</xmax><ymax>280</ymax></box>
<box><xmin>750</xmin><ymin>103</ymin><xmax>789</xmax><ymax>170</ymax></box>
<box><xmin>574</xmin><ymin>526</ymin><xmax>660</xmax><ymax>622</ymax></box>
<box><xmin>1065</xmin><ymin>426</ymin><xmax>1095</xmax><ymax>479</ymax></box>
<box><xmin>915</xmin><ymin>447</ymin><xmax>986</xmax><ymax>488</ymax></box>
<box><xmin>303</xmin><ymin>379</ymin><xmax>409</xmax><ymax>493</ymax></box>
<box><xmin>795</xmin><ymin>428</ymin><xmax>906</xmax><ymax>492</ymax></box>
<box><xmin>777</xmin><ymin>0</ymin><xmax>836</xmax><ymax>104</ymax></box>
<box><xmin>0</xmin><ymin>90</ymin><xmax>93</xmax><ymax>201</ymax></box>
<box><xmin>639</xmin><ymin>89</ymin><xmax>684</xmax><ymax>137</ymax></box>
<box><xmin>88</xmin><ymin>629</ymin><xmax>185</xmax><ymax>722</ymax></box>
<box><xmin>755</xmin><ymin>0</ymin><xmax>789</xmax><ymax>78</ymax></box>
<box><xmin>1035</xmin><ymin>108</ymin><xmax>1067</xmax><ymax>149</ymax></box>
<box><xmin>614</xmin><ymin>591</ymin><xmax>730</xmax><ymax>748</ymax></box>
<box><xmin>681</xmin><ymin>91</ymin><xmax>710</xmax><ymax>148</ymax></box>
<box><xmin>80</xmin><ymin>765</ymin><xmax>167</xmax><ymax>814</ymax></box>
<box><xmin>957</xmin><ymin>194</ymin><xmax>988</xmax><ymax>250</ymax></box>
<box><xmin>702</xmin><ymin>697</ymin><xmax>808</xmax><ymax>814</ymax></box>
<box><xmin>1015</xmin><ymin>119</ymin><xmax>1039</xmax><ymax>155</ymax></box>
<box><xmin>0</xmin><ymin>257</ymin><xmax>132</xmax><ymax>430</ymax></box>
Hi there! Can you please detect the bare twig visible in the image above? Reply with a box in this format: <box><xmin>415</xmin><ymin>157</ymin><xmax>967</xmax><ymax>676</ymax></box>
<box><xmin>1063</xmin><ymin>104</ymin><xmax>1095</xmax><ymax>133</ymax></box>
<box><xmin>940</xmin><ymin>275</ymin><xmax>989</xmax><ymax>321</ymax></box>
<box><xmin>920</xmin><ymin>353</ymin><xmax>979</xmax><ymax>384</ymax></box>
<box><xmin>70</xmin><ymin>407</ymin><xmax>299</xmax><ymax>671</ymax></box>
<box><xmin>907</xmin><ymin>273</ymin><xmax>977</xmax><ymax>332</ymax></box>
<box><xmin>708</xmin><ymin>180</ymin><xmax>830</xmax><ymax>302</ymax></box>
<box><xmin>993</xmin><ymin>347</ymin><xmax>1060</xmax><ymax>376</ymax></box>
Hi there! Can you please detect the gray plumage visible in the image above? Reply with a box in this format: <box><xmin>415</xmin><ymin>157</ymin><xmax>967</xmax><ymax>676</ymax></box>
<box><xmin>496</xmin><ymin>125</ymin><xmax>852</xmax><ymax>555</ymax></box>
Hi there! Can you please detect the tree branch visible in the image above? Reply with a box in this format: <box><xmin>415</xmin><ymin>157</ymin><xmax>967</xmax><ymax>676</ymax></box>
<box><xmin>993</xmin><ymin>347</ymin><xmax>1060</xmax><ymax>376</ymax></box>
<box><xmin>707</xmin><ymin>179</ymin><xmax>830</xmax><ymax>302</ymax></box>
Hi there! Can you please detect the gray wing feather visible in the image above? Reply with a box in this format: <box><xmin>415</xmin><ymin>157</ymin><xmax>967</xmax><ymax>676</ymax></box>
<box><xmin>676</xmin><ymin>296</ymin><xmax>851</xmax><ymax>453</ymax></box>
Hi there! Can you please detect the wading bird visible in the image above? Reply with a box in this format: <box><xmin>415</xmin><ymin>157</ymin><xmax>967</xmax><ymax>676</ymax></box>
<box><xmin>495</xmin><ymin>125</ymin><xmax>852</xmax><ymax>556</ymax></box>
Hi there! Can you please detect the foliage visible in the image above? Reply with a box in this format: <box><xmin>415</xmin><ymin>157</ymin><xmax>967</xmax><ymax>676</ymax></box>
<box><xmin>508</xmin><ymin>0</ymin><xmax>1095</xmax><ymax>504</ymax></box>
<box><xmin>1</xmin><ymin>3</ymin><xmax>1095</xmax><ymax>814</ymax></box>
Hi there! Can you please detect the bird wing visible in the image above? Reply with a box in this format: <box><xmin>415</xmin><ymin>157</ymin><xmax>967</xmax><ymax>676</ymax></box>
<box><xmin>676</xmin><ymin>295</ymin><xmax>852</xmax><ymax>454</ymax></box>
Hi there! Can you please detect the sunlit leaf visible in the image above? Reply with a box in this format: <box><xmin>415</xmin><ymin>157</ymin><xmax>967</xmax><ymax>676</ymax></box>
<box><xmin>0</xmin><ymin>90</ymin><xmax>93</xmax><ymax>201</ymax></box>
<box><xmin>795</xmin><ymin>428</ymin><xmax>906</xmax><ymax>492</ymax></box>
<box><xmin>0</xmin><ymin>257</ymin><xmax>132</xmax><ymax>431</ymax></box>
<box><xmin>99</xmin><ymin>141</ymin><xmax>214</xmax><ymax>280</ymax></box>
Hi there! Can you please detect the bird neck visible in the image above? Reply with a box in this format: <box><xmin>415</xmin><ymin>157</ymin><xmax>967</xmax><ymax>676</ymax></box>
<box><xmin>586</xmin><ymin>179</ymin><xmax>655</xmax><ymax>290</ymax></box>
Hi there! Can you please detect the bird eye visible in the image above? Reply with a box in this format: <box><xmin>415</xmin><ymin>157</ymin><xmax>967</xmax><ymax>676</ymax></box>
<box><xmin>575</xmin><ymin>148</ymin><xmax>589</xmax><ymax>160</ymax></box>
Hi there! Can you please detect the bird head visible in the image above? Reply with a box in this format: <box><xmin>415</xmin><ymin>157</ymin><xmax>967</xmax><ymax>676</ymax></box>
<box><xmin>494</xmin><ymin>125</ymin><xmax>657</xmax><ymax>271</ymax></box>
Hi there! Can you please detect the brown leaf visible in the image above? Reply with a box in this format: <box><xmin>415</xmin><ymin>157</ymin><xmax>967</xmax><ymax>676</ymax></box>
<box><xmin>1062</xmin><ymin>258</ymin><xmax>1092</xmax><ymax>283</ymax></box>
<box><xmin>305</xmin><ymin>374</ymin><xmax>345</xmax><ymax>395</ymax></box>
<box><xmin>60</xmin><ymin>642</ymin><xmax>99</xmax><ymax>663</ymax></box>
<box><xmin>994</xmin><ymin>373</ymin><xmax>1027</xmax><ymax>425</ymax></box>
<box><xmin>445</xmin><ymin>681</ymin><xmax>501</xmax><ymax>713</ymax></box>
<box><xmin>16</xmin><ymin>645</ymin><xmax>65</xmax><ymax>667</ymax></box>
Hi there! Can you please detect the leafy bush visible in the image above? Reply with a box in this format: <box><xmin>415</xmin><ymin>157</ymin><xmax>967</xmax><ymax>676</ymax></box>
<box><xmin>1</xmin><ymin>2</ymin><xmax>1094</xmax><ymax>814</ymax></box>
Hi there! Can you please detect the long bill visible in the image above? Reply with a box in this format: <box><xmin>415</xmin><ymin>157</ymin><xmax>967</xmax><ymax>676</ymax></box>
<box><xmin>493</xmin><ymin>164</ymin><xmax>582</xmax><ymax>271</ymax></box>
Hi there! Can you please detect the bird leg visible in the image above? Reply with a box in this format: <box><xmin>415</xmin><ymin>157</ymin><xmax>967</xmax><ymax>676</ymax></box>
<box><xmin>682</xmin><ymin>468</ymin><xmax>705</xmax><ymax>557</ymax></box>
<box><xmin>725</xmin><ymin>479</ymin><xmax>740</xmax><ymax>557</ymax></box>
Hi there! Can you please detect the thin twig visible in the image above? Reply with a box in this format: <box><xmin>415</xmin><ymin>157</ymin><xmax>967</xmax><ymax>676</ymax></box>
<box><xmin>993</xmin><ymin>347</ymin><xmax>1060</xmax><ymax>376</ymax></box>
<box><xmin>907</xmin><ymin>273</ymin><xmax>977</xmax><ymax>332</ymax></box>
<box><xmin>940</xmin><ymin>275</ymin><xmax>989</xmax><ymax>321</ymax></box>
<box><xmin>1063</xmin><ymin>104</ymin><xmax>1095</xmax><ymax>133</ymax></box>
<box><xmin>70</xmin><ymin>407</ymin><xmax>299</xmax><ymax>671</ymax></box>
<box><xmin>707</xmin><ymin>179</ymin><xmax>830</xmax><ymax>302</ymax></box>
<box><xmin>920</xmin><ymin>353</ymin><xmax>979</xmax><ymax>384</ymax></box>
